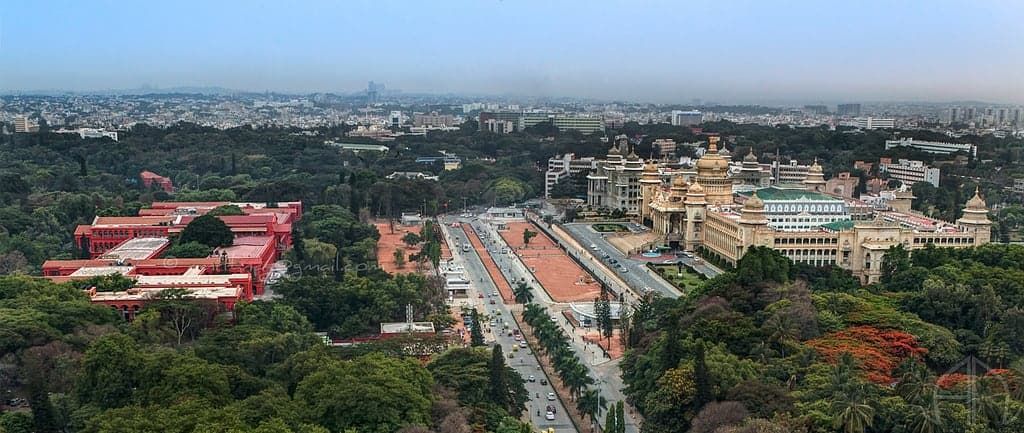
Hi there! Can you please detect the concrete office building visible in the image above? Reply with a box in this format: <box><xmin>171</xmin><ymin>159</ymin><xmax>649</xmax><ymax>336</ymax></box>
<box><xmin>837</xmin><ymin>104</ymin><xmax>862</xmax><ymax>117</ymax></box>
<box><xmin>14</xmin><ymin>115</ymin><xmax>34</xmax><ymax>133</ymax></box>
<box><xmin>670</xmin><ymin>110</ymin><xmax>703</xmax><ymax>126</ymax></box>
<box><xmin>482</xmin><ymin>118</ymin><xmax>514</xmax><ymax>134</ymax></box>
<box><xmin>854</xmin><ymin>117</ymin><xmax>895</xmax><ymax>129</ymax></box>
<box><xmin>587</xmin><ymin>139</ymin><xmax>646</xmax><ymax>214</ymax></box>
<box><xmin>773</xmin><ymin>160</ymin><xmax>812</xmax><ymax>184</ymax></box>
<box><xmin>478</xmin><ymin>111</ymin><xmax>523</xmax><ymax>132</ymax></box>
<box><xmin>653</xmin><ymin>138</ymin><xmax>677</xmax><ymax>158</ymax></box>
<box><xmin>521</xmin><ymin>114</ymin><xmax>604</xmax><ymax>134</ymax></box>
<box><xmin>803</xmin><ymin>105</ymin><xmax>829</xmax><ymax>115</ymax></box>
<box><xmin>885</xmin><ymin>137</ymin><xmax>977</xmax><ymax>157</ymax></box>
<box><xmin>545</xmin><ymin>153</ymin><xmax>598</xmax><ymax>198</ymax></box>
<box><xmin>879</xmin><ymin>158</ymin><xmax>940</xmax><ymax>188</ymax></box>
<box><xmin>413</xmin><ymin>111</ymin><xmax>455</xmax><ymax>127</ymax></box>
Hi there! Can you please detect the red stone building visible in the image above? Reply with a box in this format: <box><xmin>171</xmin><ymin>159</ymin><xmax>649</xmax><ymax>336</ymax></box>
<box><xmin>44</xmin><ymin>201</ymin><xmax>302</xmax><ymax>320</ymax></box>
<box><xmin>140</xmin><ymin>170</ymin><xmax>174</xmax><ymax>192</ymax></box>
<box><xmin>73</xmin><ymin>201</ymin><xmax>301</xmax><ymax>258</ymax></box>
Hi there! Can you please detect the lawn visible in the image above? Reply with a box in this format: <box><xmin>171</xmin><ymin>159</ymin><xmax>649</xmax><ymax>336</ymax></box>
<box><xmin>649</xmin><ymin>262</ymin><xmax>705</xmax><ymax>290</ymax></box>
<box><xmin>592</xmin><ymin>223</ymin><xmax>628</xmax><ymax>232</ymax></box>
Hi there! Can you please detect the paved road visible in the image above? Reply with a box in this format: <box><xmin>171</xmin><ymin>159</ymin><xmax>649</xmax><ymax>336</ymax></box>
<box><xmin>560</xmin><ymin>223</ymin><xmax>682</xmax><ymax>299</ymax></box>
<box><xmin>454</xmin><ymin>216</ymin><xmax>641</xmax><ymax>433</ymax></box>
<box><xmin>559</xmin><ymin>222</ymin><xmax>724</xmax><ymax>299</ymax></box>
<box><xmin>441</xmin><ymin>221</ymin><xmax>577</xmax><ymax>433</ymax></box>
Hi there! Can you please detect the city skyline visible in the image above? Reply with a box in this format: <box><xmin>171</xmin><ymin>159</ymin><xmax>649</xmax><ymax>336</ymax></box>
<box><xmin>2</xmin><ymin>1</ymin><xmax>1024</xmax><ymax>104</ymax></box>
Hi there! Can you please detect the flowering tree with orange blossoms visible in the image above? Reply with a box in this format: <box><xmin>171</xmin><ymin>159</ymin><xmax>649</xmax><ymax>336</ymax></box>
<box><xmin>807</xmin><ymin>325</ymin><xmax>928</xmax><ymax>384</ymax></box>
<box><xmin>936</xmin><ymin>373</ymin><xmax>972</xmax><ymax>389</ymax></box>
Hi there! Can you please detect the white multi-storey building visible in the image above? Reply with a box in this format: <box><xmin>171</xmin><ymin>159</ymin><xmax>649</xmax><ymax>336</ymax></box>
<box><xmin>885</xmin><ymin>137</ymin><xmax>977</xmax><ymax>157</ymax></box>
<box><xmin>878</xmin><ymin>158</ymin><xmax>940</xmax><ymax>187</ymax></box>
<box><xmin>854</xmin><ymin>117</ymin><xmax>895</xmax><ymax>129</ymax></box>
<box><xmin>545</xmin><ymin>153</ymin><xmax>597</xmax><ymax>198</ymax></box>
<box><xmin>670</xmin><ymin>110</ymin><xmax>703</xmax><ymax>126</ymax></box>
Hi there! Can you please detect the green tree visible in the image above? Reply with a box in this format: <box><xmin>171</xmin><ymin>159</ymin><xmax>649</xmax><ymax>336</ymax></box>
<box><xmin>394</xmin><ymin>248</ymin><xmax>406</xmax><ymax>269</ymax></box>
<box><xmin>179</xmin><ymin>214</ymin><xmax>235</xmax><ymax>247</ymax></box>
<box><xmin>401</xmin><ymin>232</ymin><xmax>421</xmax><ymax>247</ymax></box>
<box><xmin>693</xmin><ymin>341</ymin><xmax>713</xmax><ymax>411</ymax></box>
<box><xmin>76</xmin><ymin>333</ymin><xmax>143</xmax><ymax>409</ymax></box>
<box><xmin>294</xmin><ymin>353</ymin><xmax>433</xmax><ymax>433</ymax></box>
<box><xmin>146</xmin><ymin>288</ymin><xmax>217</xmax><ymax>345</ymax></box>
<box><xmin>207</xmin><ymin>204</ymin><xmax>245</xmax><ymax>216</ymax></box>
<box><xmin>577</xmin><ymin>388</ymin><xmax>607</xmax><ymax>428</ymax></box>
<box><xmin>160</xmin><ymin>241</ymin><xmax>214</xmax><ymax>258</ymax></box>
<box><xmin>831</xmin><ymin>395</ymin><xmax>875</xmax><ymax>433</ymax></box>
<box><xmin>615</xmin><ymin>400</ymin><xmax>625</xmax><ymax>433</ymax></box>
<box><xmin>513</xmin><ymin>282</ymin><xmax>533</xmax><ymax>304</ymax></box>
<box><xmin>523</xmin><ymin>228</ymin><xmax>537</xmax><ymax>245</ymax></box>
<box><xmin>604</xmin><ymin>402</ymin><xmax>617</xmax><ymax>433</ymax></box>
<box><xmin>881</xmin><ymin>244</ymin><xmax>911</xmax><ymax>284</ymax></box>
<box><xmin>489</xmin><ymin>344</ymin><xmax>509</xmax><ymax>411</ymax></box>
<box><xmin>470</xmin><ymin>309</ymin><xmax>485</xmax><ymax>347</ymax></box>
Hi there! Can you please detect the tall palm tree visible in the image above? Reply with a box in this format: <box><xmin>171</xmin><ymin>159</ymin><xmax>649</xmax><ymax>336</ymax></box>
<box><xmin>765</xmin><ymin>313</ymin><xmax>799</xmax><ymax>357</ymax></box>
<box><xmin>831</xmin><ymin>393</ymin><xmax>874</xmax><ymax>433</ymax></box>
<box><xmin>513</xmin><ymin>282</ymin><xmax>534</xmax><ymax>304</ymax></box>
<box><xmin>897</xmin><ymin>360</ymin><xmax>935</xmax><ymax>405</ymax></box>
<box><xmin>563</xmin><ymin>363</ymin><xmax>595</xmax><ymax>400</ymax></box>
<box><xmin>577</xmin><ymin>388</ymin><xmax>607</xmax><ymax>428</ymax></box>
<box><xmin>907</xmin><ymin>398</ymin><xmax>944</xmax><ymax>433</ymax></box>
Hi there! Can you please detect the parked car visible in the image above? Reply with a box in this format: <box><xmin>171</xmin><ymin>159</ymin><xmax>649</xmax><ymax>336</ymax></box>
<box><xmin>547</xmin><ymin>392</ymin><xmax>556</xmax><ymax>401</ymax></box>
<box><xmin>489</xmin><ymin>299</ymin><xmax>496</xmax><ymax>304</ymax></box>
<box><xmin>528</xmin><ymin>375</ymin><xmax>536</xmax><ymax>382</ymax></box>
<box><xmin>540</xmin><ymin>378</ymin><xmax>548</xmax><ymax>385</ymax></box>
<box><xmin>519</xmin><ymin>341</ymin><xmax>527</xmax><ymax>348</ymax></box>
<box><xmin>545</xmin><ymin>411</ymin><xmax>555</xmax><ymax>421</ymax></box>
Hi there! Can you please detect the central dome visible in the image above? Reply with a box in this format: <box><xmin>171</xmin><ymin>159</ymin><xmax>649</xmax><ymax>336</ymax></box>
<box><xmin>696</xmin><ymin>137</ymin><xmax>730</xmax><ymax>173</ymax></box>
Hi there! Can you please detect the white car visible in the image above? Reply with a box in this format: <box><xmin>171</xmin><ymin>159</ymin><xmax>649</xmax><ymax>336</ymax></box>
<box><xmin>545</xmin><ymin>411</ymin><xmax>555</xmax><ymax>421</ymax></box>
<box><xmin>547</xmin><ymin>392</ymin><xmax>556</xmax><ymax>401</ymax></box>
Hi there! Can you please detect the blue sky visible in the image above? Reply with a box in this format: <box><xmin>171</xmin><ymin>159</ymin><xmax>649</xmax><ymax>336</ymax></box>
<box><xmin>1</xmin><ymin>0</ymin><xmax>1022</xmax><ymax>104</ymax></box>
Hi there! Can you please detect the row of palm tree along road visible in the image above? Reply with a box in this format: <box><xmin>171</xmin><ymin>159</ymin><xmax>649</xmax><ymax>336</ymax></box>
<box><xmin>523</xmin><ymin>303</ymin><xmax>627</xmax><ymax>433</ymax></box>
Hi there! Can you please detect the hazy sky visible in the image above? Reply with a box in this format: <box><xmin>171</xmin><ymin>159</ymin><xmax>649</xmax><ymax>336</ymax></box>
<box><xmin>2</xmin><ymin>0</ymin><xmax>1023</xmax><ymax>104</ymax></box>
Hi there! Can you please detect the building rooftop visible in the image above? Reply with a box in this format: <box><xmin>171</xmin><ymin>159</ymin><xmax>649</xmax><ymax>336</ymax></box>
<box><xmin>380</xmin><ymin>322</ymin><xmax>436</xmax><ymax>334</ymax></box>
<box><xmin>213</xmin><ymin>236</ymin><xmax>275</xmax><ymax>259</ymax></box>
<box><xmin>755</xmin><ymin>187</ymin><xmax>840</xmax><ymax>202</ymax></box>
<box><xmin>821</xmin><ymin>220</ymin><xmax>857</xmax><ymax>231</ymax></box>
<box><xmin>99</xmin><ymin>237</ymin><xmax>170</xmax><ymax>260</ymax></box>
<box><xmin>69</xmin><ymin>266</ymin><xmax>134</xmax><ymax>277</ymax></box>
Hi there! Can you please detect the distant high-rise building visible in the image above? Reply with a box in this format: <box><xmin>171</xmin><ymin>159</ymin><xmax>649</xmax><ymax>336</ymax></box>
<box><xmin>367</xmin><ymin>81</ymin><xmax>384</xmax><ymax>104</ymax></box>
<box><xmin>389</xmin><ymin>111</ymin><xmax>402</xmax><ymax>129</ymax></box>
<box><xmin>1013</xmin><ymin>108</ymin><xmax>1022</xmax><ymax>126</ymax></box>
<box><xmin>997</xmin><ymin>108</ymin><xmax>1008</xmax><ymax>126</ymax></box>
<box><xmin>520</xmin><ymin>115</ymin><xmax>604</xmax><ymax>134</ymax></box>
<box><xmin>14</xmin><ymin>115</ymin><xmax>31</xmax><ymax>133</ymax></box>
<box><xmin>412</xmin><ymin>111</ymin><xmax>455</xmax><ymax>127</ymax></box>
<box><xmin>482</xmin><ymin>119</ymin><xmax>514</xmax><ymax>134</ymax></box>
<box><xmin>946</xmin><ymin>107</ymin><xmax>960</xmax><ymax>124</ymax></box>
<box><xmin>966</xmin><ymin>107</ymin><xmax>977</xmax><ymax>122</ymax></box>
<box><xmin>837</xmin><ymin>104</ymin><xmax>862</xmax><ymax>117</ymax></box>
<box><xmin>478</xmin><ymin>111</ymin><xmax>522</xmax><ymax>132</ymax></box>
<box><xmin>670</xmin><ymin>110</ymin><xmax>702</xmax><ymax>126</ymax></box>
<box><xmin>803</xmin><ymin>105</ymin><xmax>829</xmax><ymax>115</ymax></box>
<box><xmin>854</xmin><ymin>117</ymin><xmax>894</xmax><ymax>129</ymax></box>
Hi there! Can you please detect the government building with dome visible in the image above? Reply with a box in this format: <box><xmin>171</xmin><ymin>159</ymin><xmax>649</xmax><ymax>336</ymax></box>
<box><xmin>587</xmin><ymin>136</ymin><xmax>991</xmax><ymax>284</ymax></box>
